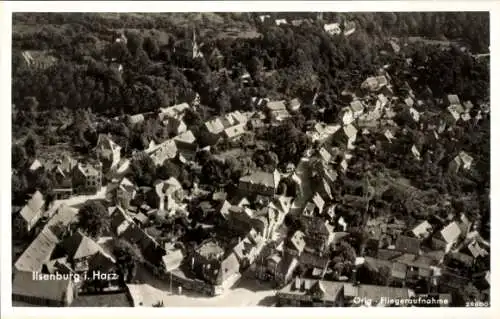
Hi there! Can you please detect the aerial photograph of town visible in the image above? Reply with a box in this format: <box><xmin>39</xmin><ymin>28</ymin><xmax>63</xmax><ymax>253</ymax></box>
<box><xmin>11</xmin><ymin>11</ymin><xmax>490</xmax><ymax>307</ymax></box>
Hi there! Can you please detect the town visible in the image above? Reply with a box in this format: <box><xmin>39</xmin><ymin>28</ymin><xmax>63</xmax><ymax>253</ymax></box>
<box><xmin>11</xmin><ymin>12</ymin><xmax>490</xmax><ymax>307</ymax></box>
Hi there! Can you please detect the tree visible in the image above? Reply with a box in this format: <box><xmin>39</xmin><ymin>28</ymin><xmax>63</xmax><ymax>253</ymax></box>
<box><xmin>24</xmin><ymin>134</ymin><xmax>39</xmax><ymax>158</ymax></box>
<box><xmin>77</xmin><ymin>200</ymin><xmax>110</xmax><ymax>239</ymax></box>
<box><xmin>215</xmin><ymin>91</ymin><xmax>231</xmax><ymax>115</ymax></box>
<box><xmin>125</xmin><ymin>31</ymin><xmax>144</xmax><ymax>56</ymax></box>
<box><xmin>112</xmin><ymin>238</ymin><xmax>144</xmax><ymax>284</ymax></box>
<box><xmin>156</xmin><ymin>160</ymin><xmax>180</xmax><ymax>180</ymax></box>
<box><xmin>143</xmin><ymin>36</ymin><xmax>160</xmax><ymax>58</ymax></box>
<box><xmin>128</xmin><ymin>155</ymin><xmax>157</xmax><ymax>187</ymax></box>
<box><xmin>12</xmin><ymin>144</ymin><xmax>28</xmax><ymax>170</ymax></box>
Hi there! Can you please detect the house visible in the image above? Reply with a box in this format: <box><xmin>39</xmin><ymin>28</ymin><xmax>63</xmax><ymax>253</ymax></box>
<box><xmin>232</xmin><ymin>229</ymin><xmax>266</xmax><ymax>269</ymax></box>
<box><xmin>411</xmin><ymin>145</ymin><xmax>421</xmax><ymax>160</ymax></box>
<box><xmin>432</xmin><ymin>222</ymin><xmax>462</xmax><ymax>251</ymax></box>
<box><xmin>467</xmin><ymin>241</ymin><xmax>489</xmax><ymax>259</ymax></box>
<box><xmin>308</xmin><ymin>123</ymin><xmax>340</xmax><ymax>144</ymax></box>
<box><xmin>324</xmin><ymin>23</ymin><xmax>342</xmax><ymax>35</ymax></box>
<box><xmin>107</xmin><ymin>177</ymin><xmax>136</xmax><ymax>210</ymax></box>
<box><xmin>303</xmin><ymin>193</ymin><xmax>325</xmax><ymax>217</ymax></box>
<box><xmin>12</xmin><ymin>271</ymin><xmax>76</xmax><ymax>306</ymax></box>
<box><xmin>16</xmin><ymin>191</ymin><xmax>45</xmax><ymax>235</ymax></box>
<box><xmin>203</xmin><ymin>118</ymin><xmax>225</xmax><ymax>145</ymax></box>
<box><xmin>361</xmin><ymin>75</ymin><xmax>388</xmax><ymax>92</ymax></box>
<box><xmin>343</xmin><ymin>21</ymin><xmax>356</xmax><ymax>36</ymax></box>
<box><xmin>446</xmin><ymin>252</ymin><xmax>474</xmax><ymax>268</ymax></box>
<box><xmin>288</xmin><ymin>98</ymin><xmax>302</xmax><ymax>112</ymax></box>
<box><xmin>159</xmin><ymin>102</ymin><xmax>190</xmax><ymax>120</ymax></box>
<box><xmin>222</xmin><ymin>123</ymin><xmax>246</xmax><ymax>140</ymax></box>
<box><xmin>350</xmin><ymin>100</ymin><xmax>364</xmax><ymax>118</ymax></box>
<box><xmin>29</xmin><ymin>159</ymin><xmax>43</xmax><ymax>172</ymax></box>
<box><xmin>154</xmin><ymin>177</ymin><xmax>184</xmax><ymax>212</ymax></box>
<box><xmin>402</xmin><ymin>106</ymin><xmax>420</xmax><ymax>123</ymax></box>
<box><xmin>190</xmin><ymin>240</ymin><xmax>241</xmax><ymax>287</ymax></box>
<box><xmin>127</xmin><ymin>113</ymin><xmax>145</xmax><ymax>126</ymax></box>
<box><xmin>301</xmin><ymin>218</ymin><xmax>335</xmax><ymax>253</ymax></box>
<box><xmin>376</xmin><ymin>94</ymin><xmax>389</xmax><ymax>110</ymax></box>
<box><xmin>339</xmin><ymin>107</ymin><xmax>355</xmax><ymax>125</ymax></box>
<box><xmin>20</xmin><ymin>50</ymin><xmax>58</xmax><ymax>70</ymax></box>
<box><xmin>95</xmin><ymin>134</ymin><xmax>122</xmax><ymax>173</ymax></box>
<box><xmin>448</xmin><ymin>151</ymin><xmax>473</xmax><ymax>173</ymax></box>
<box><xmin>332</xmin><ymin>124</ymin><xmax>357</xmax><ymax>149</ymax></box>
<box><xmin>72</xmin><ymin>162</ymin><xmax>103</xmax><ymax>195</ymax></box>
<box><xmin>389</xmin><ymin>39</ymin><xmax>401</xmax><ymax>53</ymax></box>
<box><xmin>62</xmin><ymin>231</ymin><xmax>116</xmax><ymax>273</ymax></box>
<box><xmin>287</xmin><ymin>230</ymin><xmax>306</xmax><ymax>256</ymax></box>
<box><xmin>275</xmin><ymin>19</ymin><xmax>288</xmax><ymax>26</ymax></box>
<box><xmin>394</xmin><ymin>235</ymin><xmax>421</xmax><ymax>255</ymax></box>
<box><xmin>162</xmin><ymin>117</ymin><xmax>187</xmax><ymax>136</ymax></box>
<box><xmin>174</xmin><ymin>130</ymin><xmax>197</xmax><ymax>161</ymax></box>
<box><xmin>162</xmin><ymin>244</ymin><xmax>184</xmax><ymax>271</ymax></box>
<box><xmin>14</xmin><ymin>228</ymin><xmax>59</xmax><ymax>272</ymax></box>
<box><xmin>411</xmin><ymin>220</ymin><xmax>433</xmax><ymax>239</ymax></box>
<box><xmin>266</xmin><ymin>100</ymin><xmax>291</xmax><ymax>122</ymax></box>
<box><xmin>445</xmin><ymin>94</ymin><xmax>461</xmax><ymax>106</ymax></box>
<box><xmin>447</xmin><ymin>103</ymin><xmax>465</xmax><ymax>123</ymax></box>
<box><xmin>145</xmin><ymin>139</ymin><xmax>178</xmax><ymax>166</ymax></box>
<box><xmin>384</xmin><ymin>129</ymin><xmax>395</xmax><ymax>143</ymax></box>
<box><xmin>270</xmin><ymin>254</ymin><xmax>300</xmax><ymax>287</ymax></box>
<box><xmin>238</xmin><ymin>170</ymin><xmax>281</xmax><ymax>196</ymax></box>
<box><xmin>276</xmin><ymin>278</ymin><xmax>344</xmax><ymax>307</ymax></box>
<box><xmin>299</xmin><ymin>251</ymin><xmax>330</xmax><ymax>279</ymax></box>
<box><xmin>258</xmin><ymin>14</ymin><xmax>271</xmax><ymax>23</ymax></box>
<box><xmin>363</xmin><ymin>257</ymin><xmax>408</xmax><ymax>284</ymax></box>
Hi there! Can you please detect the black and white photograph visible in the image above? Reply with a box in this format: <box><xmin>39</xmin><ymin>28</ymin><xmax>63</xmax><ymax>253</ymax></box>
<box><xmin>5</xmin><ymin>2</ymin><xmax>492</xmax><ymax>312</ymax></box>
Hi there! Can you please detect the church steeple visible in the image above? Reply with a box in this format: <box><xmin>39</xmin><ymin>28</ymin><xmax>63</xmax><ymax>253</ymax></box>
<box><xmin>192</xmin><ymin>28</ymin><xmax>203</xmax><ymax>59</ymax></box>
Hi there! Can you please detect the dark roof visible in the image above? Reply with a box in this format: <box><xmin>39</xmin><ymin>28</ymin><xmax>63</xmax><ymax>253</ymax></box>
<box><xmin>377</xmin><ymin>249</ymin><xmax>404</xmax><ymax>261</ymax></box>
<box><xmin>63</xmin><ymin>231</ymin><xmax>101</xmax><ymax>260</ymax></box>
<box><xmin>394</xmin><ymin>235</ymin><xmax>421</xmax><ymax>255</ymax></box>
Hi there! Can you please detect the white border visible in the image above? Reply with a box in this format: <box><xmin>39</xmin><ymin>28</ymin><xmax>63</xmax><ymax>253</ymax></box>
<box><xmin>1</xmin><ymin>2</ymin><xmax>497</xmax><ymax>319</ymax></box>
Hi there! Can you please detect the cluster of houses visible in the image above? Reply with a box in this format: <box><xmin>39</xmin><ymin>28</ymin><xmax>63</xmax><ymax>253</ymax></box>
<box><xmin>257</xmin><ymin>13</ymin><xmax>357</xmax><ymax>37</ymax></box>
<box><xmin>12</xmin><ymin>27</ymin><xmax>489</xmax><ymax>307</ymax></box>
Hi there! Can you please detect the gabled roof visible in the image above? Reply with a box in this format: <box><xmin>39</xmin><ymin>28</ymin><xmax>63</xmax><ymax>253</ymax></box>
<box><xmin>223</xmin><ymin>123</ymin><xmax>246</xmax><ymax>138</ymax></box>
<box><xmin>439</xmin><ymin>221</ymin><xmax>462</xmax><ymax>244</ymax></box>
<box><xmin>19</xmin><ymin>191</ymin><xmax>45</xmax><ymax>224</ymax></box>
<box><xmin>63</xmin><ymin>231</ymin><xmax>101</xmax><ymax>260</ymax></box>
<box><xmin>96</xmin><ymin>134</ymin><xmax>121</xmax><ymax>154</ymax></box>
<box><xmin>239</xmin><ymin>170</ymin><xmax>280</xmax><ymax>189</ymax></box>
<box><xmin>29</xmin><ymin>159</ymin><xmax>43</xmax><ymax>171</ymax></box>
<box><xmin>278</xmin><ymin>279</ymin><xmax>343</xmax><ymax>303</ymax></box>
<box><xmin>343</xmin><ymin>124</ymin><xmax>358</xmax><ymax>140</ymax></box>
<box><xmin>289</xmin><ymin>230</ymin><xmax>306</xmax><ymax>253</ymax></box>
<box><xmin>204</xmin><ymin>118</ymin><xmax>225</xmax><ymax>134</ymax></box>
<box><xmin>266</xmin><ymin>100</ymin><xmax>287</xmax><ymax>111</ymax></box>
<box><xmin>174</xmin><ymin>130</ymin><xmax>197</xmax><ymax>145</ymax></box>
<box><xmin>350</xmin><ymin>100</ymin><xmax>364</xmax><ymax>114</ymax></box>
<box><xmin>412</xmin><ymin>220</ymin><xmax>432</xmax><ymax>238</ymax></box>
<box><xmin>447</xmin><ymin>94</ymin><xmax>460</xmax><ymax>105</ymax></box>
<box><xmin>15</xmin><ymin>228</ymin><xmax>59</xmax><ymax>272</ymax></box>
<box><xmin>289</xmin><ymin>98</ymin><xmax>301</xmax><ymax>111</ymax></box>
<box><xmin>312</xmin><ymin>193</ymin><xmax>325</xmax><ymax>213</ymax></box>
<box><xmin>12</xmin><ymin>270</ymin><xmax>72</xmax><ymax>303</ymax></box>
<box><xmin>76</xmin><ymin>162</ymin><xmax>101</xmax><ymax>177</ymax></box>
